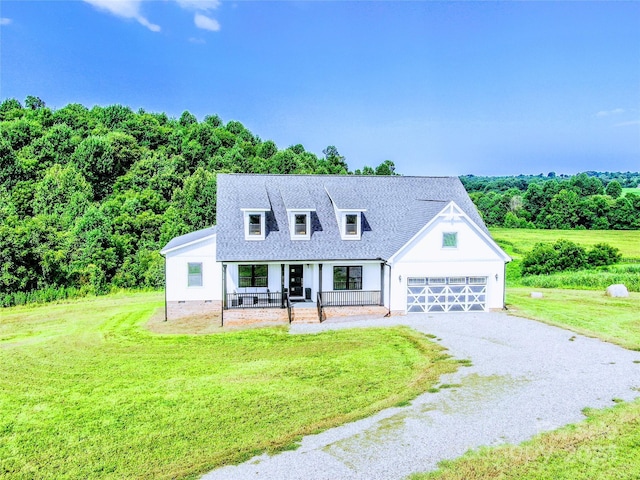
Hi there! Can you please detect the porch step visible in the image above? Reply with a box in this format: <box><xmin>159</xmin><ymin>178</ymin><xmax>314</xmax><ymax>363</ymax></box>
<box><xmin>290</xmin><ymin>305</ymin><xmax>322</xmax><ymax>323</ymax></box>
<box><xmin>322</xmin><ymin>305</ymin><xmax>388</xmax><ymax>321</ymax></box>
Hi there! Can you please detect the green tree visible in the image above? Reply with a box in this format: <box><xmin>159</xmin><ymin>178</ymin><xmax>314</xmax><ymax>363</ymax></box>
<box><xmin>25</xmin><ymin>95</ymin><xmax>46</xmax><ymax>110</ymax></box>
<box><xmin>172</xmin><ymin>168</ymin><xmax>217</xmax><ymax>229</ymax></box>
<box><xmin>375</xmin><ymin>160</ymin><xmax>397</xmax><ymax>176</ymax></box>
<box><xmin>605</xmin><ymin>180</ymin><xmax>622</xmax><ymax>199</ymax></box>
<box><xmin>33</xmin><ymin>164</ymin><xmax>93</xmax><ymax>227</ymax></box>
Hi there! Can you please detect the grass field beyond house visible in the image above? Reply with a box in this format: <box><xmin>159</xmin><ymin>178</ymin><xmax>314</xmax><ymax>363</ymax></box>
<box><xmin>0</xmin><ymin>292</ymin><xmax>456</xmax><ymax>480</ymax></box>
<box><xmin>489</xmin><ymin>228</ymin><xmax>640</xmax><ymax>260</ymax></box>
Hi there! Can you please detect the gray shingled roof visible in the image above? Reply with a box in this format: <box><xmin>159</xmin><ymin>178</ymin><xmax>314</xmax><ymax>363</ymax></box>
<box><xmin>216</xmin><ymin>174</ymin><xmax>488</xmax><ymax>262</ymax></box>
<box><xmin>160</xmin><ymin>226</ymin><xmax>216</xmax><ymax>254</ymax></box>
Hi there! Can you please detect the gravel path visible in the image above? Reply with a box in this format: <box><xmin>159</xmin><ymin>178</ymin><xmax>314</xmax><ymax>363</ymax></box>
<box><xmin>202</xmin><ymin>313</ymin><xmax>640</xmax><ymax>480</ymax></box>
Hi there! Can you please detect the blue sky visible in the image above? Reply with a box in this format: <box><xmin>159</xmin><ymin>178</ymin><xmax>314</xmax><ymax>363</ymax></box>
<box><xmin>1</xmin><ymin>1</ymin><xmax>639</xmax><ymax>176</ymax></box>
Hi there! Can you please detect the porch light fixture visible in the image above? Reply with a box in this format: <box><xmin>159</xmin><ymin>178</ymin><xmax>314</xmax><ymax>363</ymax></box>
<box><xmin>398</xmin><ymin>275</ymin><xmax>402</xmax><ymax>283</ymax></box>
<box><xmin>495</xmin><ymin>273</ymin><xmax>499</xmax><ymax>281</ymax></box>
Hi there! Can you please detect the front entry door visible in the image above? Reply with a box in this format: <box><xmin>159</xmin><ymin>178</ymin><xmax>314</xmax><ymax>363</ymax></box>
<box><xmin>289</xmin><ymin>265</ymin><xmax>303</xmax><ymax>297</ymax></box>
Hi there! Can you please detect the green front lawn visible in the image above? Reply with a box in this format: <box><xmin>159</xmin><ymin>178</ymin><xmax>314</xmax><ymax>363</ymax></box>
<box><xmin>0</xmin><ymin>292</ymin><xmax>456</xmax><ymax>479</ymax></box>
<box><xmin>506</xmin><ymin>287</ymin><xmax>640</xmax><ymax>350</ymax></box>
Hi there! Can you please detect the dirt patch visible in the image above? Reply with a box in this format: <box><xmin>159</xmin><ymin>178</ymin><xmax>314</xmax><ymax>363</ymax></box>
<box><xmin>145</xmin><ymin>308</ymin><xmax>224</xmax><ymax>335</ymax></box>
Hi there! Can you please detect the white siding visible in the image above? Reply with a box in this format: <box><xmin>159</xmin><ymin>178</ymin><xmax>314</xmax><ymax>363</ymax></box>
<box><xmin>390</xmin><ymin>216</ymin><xmax>507</xmax><ymax>312</ymax></box>
<box><xmin>165</xmin><ymin>235</ymin><xmax>221</xmax><ymax>302</ymax></box>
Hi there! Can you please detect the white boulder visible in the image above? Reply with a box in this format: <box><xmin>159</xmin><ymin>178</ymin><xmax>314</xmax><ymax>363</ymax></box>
<box><xmin>530</xmin><ymin>292</ymin><xmax>543</xmax><ymax>299</ymax></box>
<box><xmin>605</xmin><ymin>284</ymin><xmax>629</xmax><ymax>298</ymax></box>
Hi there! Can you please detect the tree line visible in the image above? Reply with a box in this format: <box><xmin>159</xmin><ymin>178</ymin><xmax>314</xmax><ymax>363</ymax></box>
<box><xmin>461</xmin><ymin>173</ymin><xmax>640</xmax><ymax>230</ymax></box>
<box><xmin>0</xmin><ymin>97</ymin><xmax>396</xmax><ymax>305</ymax></box>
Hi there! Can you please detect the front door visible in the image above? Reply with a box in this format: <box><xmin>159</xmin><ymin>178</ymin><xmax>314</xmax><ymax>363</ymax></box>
<box><xmin>289</xmin><ymin>265</ymin><xmax>303</xmax><ymax>297</ymax></box>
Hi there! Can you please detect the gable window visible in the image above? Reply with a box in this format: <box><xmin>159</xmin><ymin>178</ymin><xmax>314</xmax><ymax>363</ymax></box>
<box><xmin>345</xmin><ymin>214</ymin><xmax>358</xmax><ymax>235</ymax></box>
<box><xmin>442</xmin><ymin>232</ymin><xmax>458</xmax><ymax>248</ymax></box>
<box><xmin>239</xmin><ymin>264</ymin><xmax>268</xmax><ymax>287</ymax></box>
<box><xmin>294</xmin><ymin>214</ymin><xmax>307</xmax><ymax>235</ymax></box>
<box><xmin>248</xmin><ymin>214</ymin><xmax>262</xmax><ymax>236</ymax></box>
<box><xmin>333</xmin><ymin>266</ymin><xmax>362</xmax><ymax>290</ymax></box>
<box><xmin>188</xmin><ymin>263</ymin><xmax>203</xmax><ymax>287</ymax></box>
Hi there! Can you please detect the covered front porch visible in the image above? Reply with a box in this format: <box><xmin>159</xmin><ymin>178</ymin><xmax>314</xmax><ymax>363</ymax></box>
<box><xmin>222</xmin><ymin>260</ymin><xmax>387</xmax><ymax>324</ymax></box>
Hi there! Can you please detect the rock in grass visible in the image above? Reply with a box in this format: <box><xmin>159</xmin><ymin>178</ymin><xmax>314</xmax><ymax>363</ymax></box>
<box><xmin>530</xmin><ymin>292</ymin><xmax>544</xmax><ymax>299</ymax></box>
<box><xmin>606</xmin><ymin>284</ymin><xmax>629</xmax><ymax>298</ymax></box>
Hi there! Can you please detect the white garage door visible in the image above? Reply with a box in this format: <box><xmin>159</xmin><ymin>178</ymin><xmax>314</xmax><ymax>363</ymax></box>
<box><xmin>407</xmin><ymin>276</ymin><xmax>487</xmax><ymax>313</ymax></box>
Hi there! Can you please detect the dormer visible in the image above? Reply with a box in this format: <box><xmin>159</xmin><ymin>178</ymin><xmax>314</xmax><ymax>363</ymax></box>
<box><xmin>338</xmin><ymin>210</ymin><xmax>363</xmax><ymax>240</ymax></box>
<box><xmin>238</xmin><ymin>183</ymin><xmax>271</xmax><ymax>241</ymax></box>
<box><xmin>324</xmin><ymin>185</ymin><xmax>366</xmax><ymax>241</ymax></box>
<box><xmin>286</xmin><ymin>209</ymin><xmax>315</xmax><ymax>240</ymax></box>
<box><xmin>242</xmin><ymin>209</ymin><xmax>268</xmax><ymax>240</ymax></box>
<box><xmin>279</xmin><ymin>184</ymin><xmax>315</xmax><ymax>241</ymax></box>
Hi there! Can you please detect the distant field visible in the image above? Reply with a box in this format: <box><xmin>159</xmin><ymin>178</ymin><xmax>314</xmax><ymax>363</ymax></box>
<box><xmin>623</xmin><ymin>187</ymin><xmax>640</xmax><ymax>195</ymax></box>
<box><xmin>489</xmin><ymin>228</ymin><xmax>640</xmax><ymax>260</ymax></box>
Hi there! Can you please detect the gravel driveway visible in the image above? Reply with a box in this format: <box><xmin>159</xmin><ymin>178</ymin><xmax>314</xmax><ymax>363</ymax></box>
<box><xmin>202</xmin><ymin>312</ymin><xmax>640</xmax><ymax>480</ymax></box>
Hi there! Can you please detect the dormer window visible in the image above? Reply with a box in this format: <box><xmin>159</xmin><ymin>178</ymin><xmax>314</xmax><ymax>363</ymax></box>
<box><xmin>345</xmin><ymin>214</ymin><xmax>358</xmax><ymax>235</ymax></box>
<box><xmin>249</xmin><ymin>214</ymin><xmax>262</xmax><ymax>235</ymax></box>
<box><xmin>243</xmin><ymin>210</ymin><xmax>267</xmax><ymax>240</ymax></box>
<box><xmin>287</xmin><ymin>210</ymin><xmax>313</xmax><ymax>240</ymax></box>
<box><xmin>339</xmin><ymin>211</ymin><xmax>362</xmax><ymax>240</ymax></box>
<box><xmin>294</xmin><ymin>214</ymin><xmax>307</xmax><ymax>235</ymax></box>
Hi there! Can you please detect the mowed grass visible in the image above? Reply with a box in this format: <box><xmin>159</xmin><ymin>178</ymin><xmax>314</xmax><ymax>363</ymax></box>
<box><xmin>409</xmin><ymin>287</ymin><xmax>640</xmax><ymax>480</ymax></box>
<box><xmin>506</xmin><ymin>287</ymin><xmax>640</xmax><ymax>350</ymax></box>
<box><xmin>0</xmin><ymin>292</ymin><xmax>457</xmax><ymax>479</ymax></box>
<box><xmin>410</xmin><ymin>400</ymin><xmax>640</xmax><ymax>480</ymax></box>
<box><xmin>490</xmin><ymin>228</ymin><xmax>640</xmax><ymax>291</ymax></box>
<box><xmin>489</xmin><ymin>227</ymin><xmax>640</xmax><ymax>260</ymax></box>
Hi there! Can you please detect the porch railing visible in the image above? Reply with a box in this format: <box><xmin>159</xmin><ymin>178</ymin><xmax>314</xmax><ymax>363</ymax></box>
<box><xmin>226</xmin><ymin>291</ymin><xmax>284</xmax><ymax>309</ymax></box>
<box><xmin>319</xmin><ymin>290</ymin><xmax>381</xmax><ymax>307</ymax></box>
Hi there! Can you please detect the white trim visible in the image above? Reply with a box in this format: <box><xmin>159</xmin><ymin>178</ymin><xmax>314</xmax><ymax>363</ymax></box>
<box><xmin>160</xmin><ymin>233</ymin><xmax>216</xmax><ymax>255</ymax></box>
<box><xmin>244</xmin><ymin>211</ymin><xmax>266</xmax><ymax>240</ymax></box>
<box><xmin>388</xmin><ymin>201</ymin><xmax>511</xmax><ymax>263</ymax></box>
<box><xmin>286</xmin><ymin>209</ymin><xmax>313</xmax><ymax>240</ymax></box>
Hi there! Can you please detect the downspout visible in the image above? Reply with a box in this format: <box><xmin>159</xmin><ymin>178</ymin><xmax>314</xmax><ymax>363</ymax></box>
<box><xmin>379</xmin><ymin>258</ymin><xmax>392</xmax><ymax>317</ymax></box>
<box><xmin>502</xmin><ymin>262</ymin><xmax>508</xmax><ymax>311</ymax></box>
<box><xmin>164</xmin><ymin>255</ymin><xmax>168</xmax><ymax>322</ymax></box>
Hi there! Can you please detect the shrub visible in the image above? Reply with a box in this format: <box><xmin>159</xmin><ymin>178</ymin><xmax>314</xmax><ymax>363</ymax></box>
<box><xmin>521</xmin><ymin>240</ymin><xmax>622</xmax><ymax>276</ymax></box>
<box><xmin>587</xmin><ymin>243</ymin><xmax>622</xmax><ymax>267</ymax></box>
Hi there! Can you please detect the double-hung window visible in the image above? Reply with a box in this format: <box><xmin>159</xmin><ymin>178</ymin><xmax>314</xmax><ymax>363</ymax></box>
<box><xmin>345</xmin><ymin>214</ymin><xmax>358</xmax><ymax>235</ymax></box>
<box><xmin>239</xmin><ymin>265</ymin><xmax>268</xmax><ymax>288</ymax></box>
<box><xmin>294</xmin><ymin>214</ymin><xmax>307</xmax><ymax>236</ymax></box>
<box><xmin>188</xmin><ymin>263</ymin><xmax>203</xmax><ymax>287</ymax></box>
<box><xmin>243</xmin><ymin>210</ymin><xmax>266</xmax><ymax>240</ymax></box>
<box><xmin>333</xmin><ymin>266</ymin><xmax>362</xmax><ymax>290</ymax></box>
<box><xmin>248</xmin><ymin>214</ymin><xmax>262</xmax><ymax>236</ymax></box>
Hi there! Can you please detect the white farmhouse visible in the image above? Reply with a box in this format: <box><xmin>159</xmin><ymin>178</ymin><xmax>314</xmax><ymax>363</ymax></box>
<box><xmin>161</xmin><ymin>174</ymin><xmax>511</xmax><ymax>325</ymax></box>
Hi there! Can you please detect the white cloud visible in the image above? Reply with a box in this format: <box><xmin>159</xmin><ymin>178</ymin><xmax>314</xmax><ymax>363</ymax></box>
<box><xmin>83</xmin><ymin>0</ymin><xmax>160</xmax><ymax>32</ymax></box>
<box><xmin>596</xmin><ymin>108</ymin><xmax>625</xmax><ymax>117</ymax></box>
<box><xmin>194</xmin><ymin>13</ymin><xmax>220</xmax><ymax>31</ymax></box>
<box><xmin>189</xmin><ymin>37</ymin><xmax>206</xmax><ymax>44</ymax></box>
<box><xmin>0</xmin><ymin>17</ymin><xmax>12</xmax><ymax>26</ymax></box>
<box><xmin>176</xmin><ymin>0</ymin><xmax>221</xmax><ymax>11</ymax></box>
